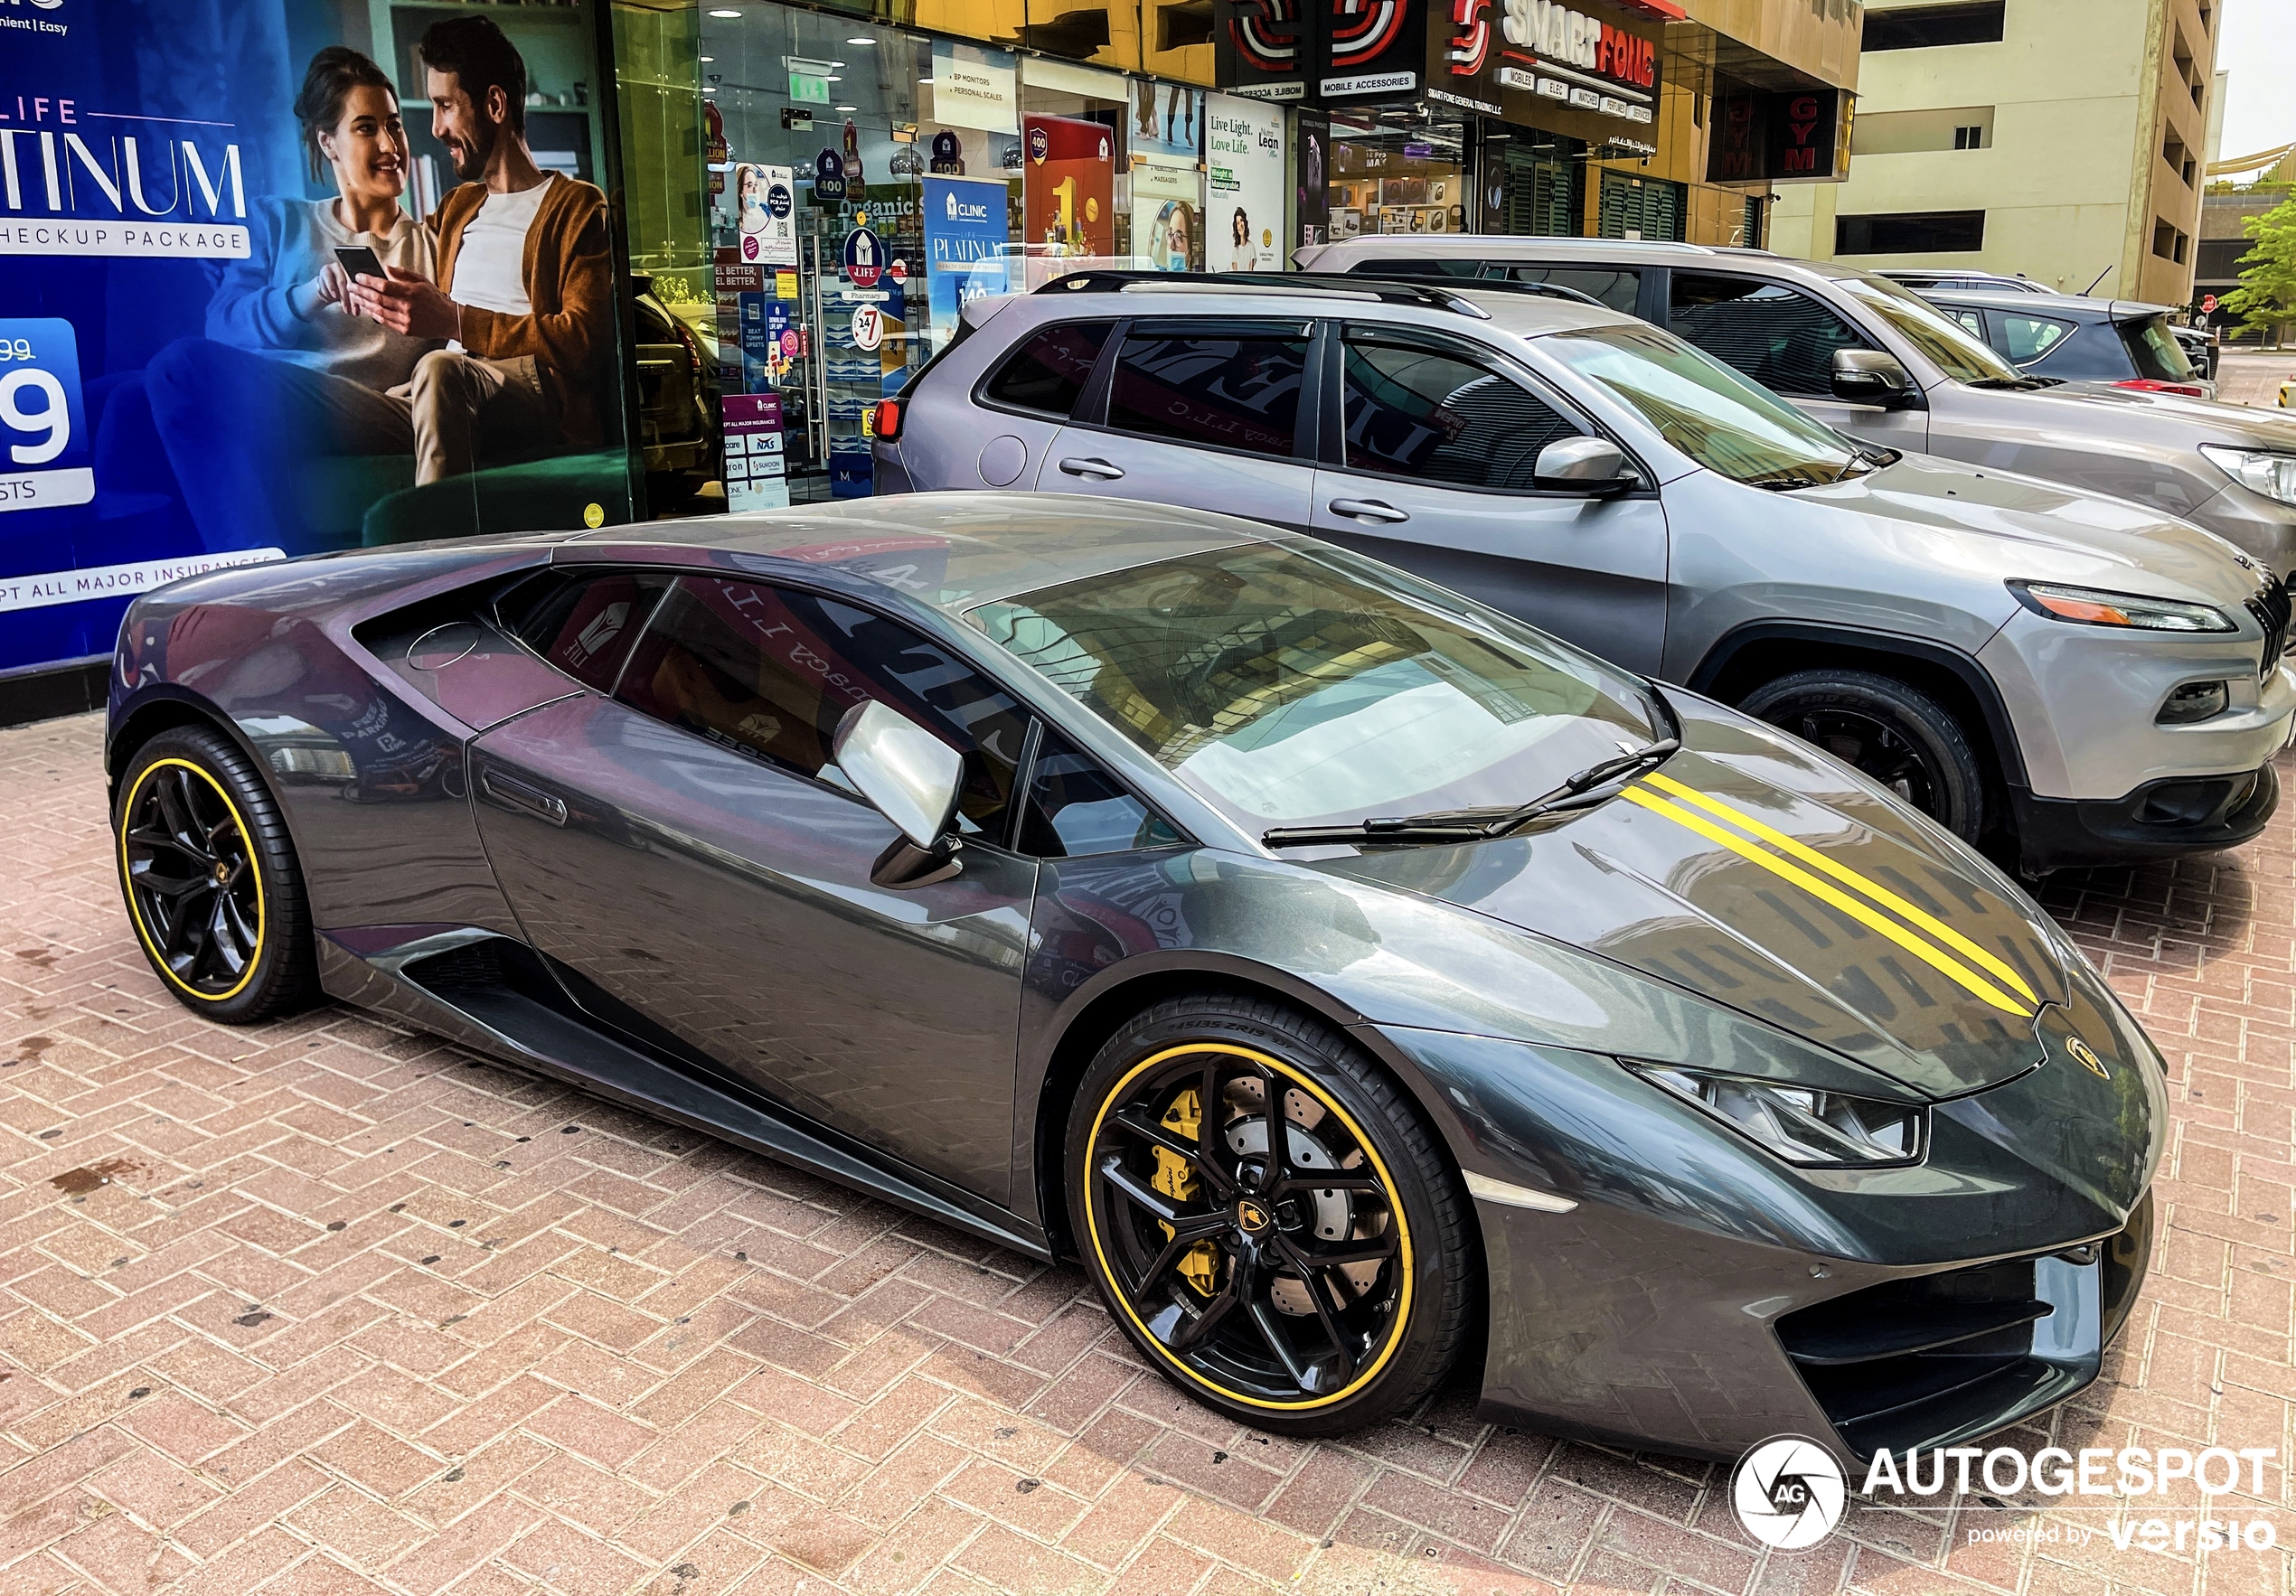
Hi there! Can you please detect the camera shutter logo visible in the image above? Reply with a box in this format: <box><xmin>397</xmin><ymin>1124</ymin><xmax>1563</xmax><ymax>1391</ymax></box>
<box><xmin>1732</xmin><ymin>1436</ymin><xmax>1846</xmax><ymax>1550</ymax></box>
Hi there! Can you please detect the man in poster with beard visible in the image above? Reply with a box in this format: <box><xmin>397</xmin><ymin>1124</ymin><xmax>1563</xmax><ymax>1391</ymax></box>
<box><xmin>348</xmin><ymin>15</ymin><xmax>613</xmax><ymax>484</ymax></box>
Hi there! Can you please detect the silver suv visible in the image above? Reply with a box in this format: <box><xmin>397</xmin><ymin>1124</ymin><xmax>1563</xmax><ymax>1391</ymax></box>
<box><xmin>874</xmin><ymin>275</ymin><xmax>2295</xmax><ymax>873</ymax></box>
<box><xmin>1298</xmin><ymin>238</ymin><xmax>2296</xmax><ymax>574</ymax></box>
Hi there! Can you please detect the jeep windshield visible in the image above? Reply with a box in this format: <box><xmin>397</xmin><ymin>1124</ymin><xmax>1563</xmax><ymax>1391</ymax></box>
<box><xmin>1539</xmin><ymin>323</ymin><xmax>1877</xmax><ymax>489</ymax></box>
<box><xmin>964</xmin><ymin>542</ymin><xmax>1664</xmax><ymax>837</ymax></box>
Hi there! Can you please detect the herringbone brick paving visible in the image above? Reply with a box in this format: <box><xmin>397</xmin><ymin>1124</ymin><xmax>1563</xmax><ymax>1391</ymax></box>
<box><xmin>0</xmin><ymin>712</ymin><xmax>2287</xmax><ymax>1595</ymax></box>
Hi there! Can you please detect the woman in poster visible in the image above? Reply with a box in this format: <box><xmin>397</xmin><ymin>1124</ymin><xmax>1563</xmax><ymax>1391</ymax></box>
<box><xmin>1153</xmin><ymin>202</ymin><xmax>1195</xmax><ymax>272</ymax></box>
<box><xmin>1228</xmin><ymin>207</ymin><xmax>1254</xmax><ymax>271</ymax></box>
<box><xmin>146</xmin><ymin>47</ymin><xmax>438</xmax><ymax>551</ymax></box>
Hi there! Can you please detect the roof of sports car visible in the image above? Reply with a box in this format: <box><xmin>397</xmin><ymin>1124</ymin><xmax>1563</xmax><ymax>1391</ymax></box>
<box><xmin>561</xmin><ymin>493</ymin><xmax>1280</xmax><ymax>611</ymax></box>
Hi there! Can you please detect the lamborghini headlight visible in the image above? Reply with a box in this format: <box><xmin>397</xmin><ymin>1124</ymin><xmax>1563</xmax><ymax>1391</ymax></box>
<box><xmin>1627</xmin><ymin>1063</ymin><xmax>1924</xmax><ymax>1167</ymax></box>
<box><xmin>2200</xmin><ymin>445</ymin><xmax>2296</xmax><ymax>507</ymax></box>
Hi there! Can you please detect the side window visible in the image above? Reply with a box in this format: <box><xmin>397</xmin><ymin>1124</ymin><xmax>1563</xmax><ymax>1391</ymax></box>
<box><xmin>618</xmin><ymin>577</ymin><xmax>1030</xmax><ymax>839</ymax></box>
<box><xmin>496</xmin><ymin>569</ymin><xmax>671</xmax><ymax>691</ymax></box>
<box><xmin>1668</xmin><ymin>273</ymin><xmax>1874</xmax><ymax>397</ymax></box>
<box><xmin>1339</xmin><ymin>331</ymin><xmax>1579</xmax><ymax>490</ymax></box>
<box><xmin>1019</xmin><ymin>728</ymin><xmax>1182</xmax><ymax>857</ymax></box>
<box><xmin>981</xmin><ymin>322</ymin><xmax>1114</xmax><ymax>418</ymax></box>
<box><xmin>1945</xmin><ymin>308</ymin><xmax>1987</xmax><ymax>339</ymax></box>
<box><xmin>1106</xmin><ymin>325</ymin><xmax>1310</xmax><ymax>459</ymax></box>
<box><xmin>1994</xmin><ymin>314</ymin><xmax>2077</xmax><ymax>365</ymax></box>
<box><xmin>1501</xmin><ymin>266</ymin><xmax>1643</xmax><ymax>315</ymax></box>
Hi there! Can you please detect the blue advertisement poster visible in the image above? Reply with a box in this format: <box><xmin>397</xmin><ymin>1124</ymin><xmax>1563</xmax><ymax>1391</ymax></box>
<box><xmin>921</xmin><ymin>177</ymin><xmax>1012</xmax><ymax>350</ymax></box>
<box><xmin>1</xmin><ymin>0</ymin><xmax>632</xmax><ymax>680</ymax></box>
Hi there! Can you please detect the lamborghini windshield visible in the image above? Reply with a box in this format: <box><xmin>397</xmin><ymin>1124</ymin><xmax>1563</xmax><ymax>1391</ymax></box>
<box><xmin>965</xmin><ymin>542</ymin><xmax>1661</xmax><ymax>833</ymax></box>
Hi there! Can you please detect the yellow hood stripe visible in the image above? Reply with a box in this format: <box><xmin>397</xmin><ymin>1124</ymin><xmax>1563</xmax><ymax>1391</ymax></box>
<box><xmin>1641</xmin><ymin>771</ymin><xmax>2039</xmax><ymax>1007</ymax></box>
<box><xmin>1622</xmin><ymin>786</ymin><xmax>2036</xmax><ymax>1019</ymax></box>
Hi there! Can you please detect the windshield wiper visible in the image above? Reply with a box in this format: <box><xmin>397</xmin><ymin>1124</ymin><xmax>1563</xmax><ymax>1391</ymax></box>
<box><xmin>1746</xmin><ymin>470</ymin><xmax>1828</xmax><ymax>492</ymax></box>
<box><xmin>1966</xmin><ymin>376</ymin><xmax>2049</xmax><ymax>391</ymax></box>
<box><xmin>1262</xmin><ymin>737</ymin><xmax>1680</xmax><ymax>848</ymax></box>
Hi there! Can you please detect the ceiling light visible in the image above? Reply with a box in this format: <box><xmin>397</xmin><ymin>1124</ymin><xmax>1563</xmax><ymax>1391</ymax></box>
<box><xmin>917</xmin><ymin>77</ymin><xmax>934</xmax><ymax>85</ymax></box>
<box><xmin>835</xmin><ymin>105</ymin><xmax>858</xmax><ymax>111</ymax></box>
<box><xmin>824</xmin><ymin>76</ymin><xmax>842</xmax><ymax>82</ymax></box>
<box><xmin>707</xmin><ymin>8</ymin><xmax>741</xmax><ymax>15</ymax></box>
<box><xmin>846</xmin><ymin>36</ymin><xmax>876</xmax><ymax>44</ymax></box>
<box><xmin>699</xmin><ymin>55</ymin><xmax>714</xmax><ymax>61</ymax></box>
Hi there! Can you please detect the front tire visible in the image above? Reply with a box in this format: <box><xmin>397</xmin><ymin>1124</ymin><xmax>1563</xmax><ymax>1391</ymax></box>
<box><xmin>114</xmin><ymin>725</ymin><xmax>318</xmax><ymax>1024</ymax></box>
<box><xmin>1739</xmin><ymin>669</ymin><xmax>1987</xmax><ymax>841</ymax></box>
<box><xmin>1065</xmin><ymin>993</ymin><xmax>1474</xmax><ymax>1437</ymax></box>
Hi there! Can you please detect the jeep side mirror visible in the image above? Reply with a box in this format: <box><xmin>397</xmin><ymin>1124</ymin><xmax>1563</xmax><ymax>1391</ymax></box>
<box><xmin>1534</xmin><ymin>437</ymin><xmax>1636</xmax><ymax>494</ymax></box>
<box><xmin>833</xmin><ymin>699</ymin><xmax>966</xmax><ymax>887</ymax></box>
<box><xmin>1831</xmin><ymin>349</ymin><xmax>1922</xmax><ymax>410</ymax></box>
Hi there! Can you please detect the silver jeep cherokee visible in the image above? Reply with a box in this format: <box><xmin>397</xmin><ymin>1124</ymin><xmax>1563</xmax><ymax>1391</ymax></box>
<box><xmin>873</xmin><ymin>275</ymin><xmax>2294</xmax><ymax>873</ymax></box>
<box><xmin>1298</xmin><ymin>237</ymin><xmax>2296</xmax><ymax>575</ymax></box>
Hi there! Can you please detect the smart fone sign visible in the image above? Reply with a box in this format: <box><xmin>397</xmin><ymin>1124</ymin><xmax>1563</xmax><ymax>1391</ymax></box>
<box><xmin>1434</xmin><ymin>0</ymin><xmax>1661</xmax><ymax>132</ymax></box>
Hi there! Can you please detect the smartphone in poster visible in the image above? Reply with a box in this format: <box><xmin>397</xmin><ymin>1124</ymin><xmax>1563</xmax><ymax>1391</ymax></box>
<box><xmin>734</xmin><ymin>164</ymin><xmax>799</xmax><ymax>267</ymax></box>
<box><xmin>1295</xmin><ymin>112</ymin><xmax>1331</xmax><ymax>249</ymax></box>
<box><xmin>1206</xmin><ymin>95</ymin><xmax>1286</xmax><ymax>272</ymax></box>
<box><xmin>1021</xmin><ymin>117</ymin><xmax>1115</xmax><ymax>288</ymax></box>
<box><xmin>922</xmin><ymin>178</ymin><xmax>1013</xmax><ymax>346</ymax></box>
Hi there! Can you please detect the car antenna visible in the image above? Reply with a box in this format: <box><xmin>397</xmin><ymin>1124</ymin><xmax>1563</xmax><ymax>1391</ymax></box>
<box><xmin>2079</xmin><ymin>266</ymin><xmax>2112</xmax><ymax>296</ymax></box>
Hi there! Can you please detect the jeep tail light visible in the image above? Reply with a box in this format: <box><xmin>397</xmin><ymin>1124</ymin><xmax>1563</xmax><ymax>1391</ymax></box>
<box><xmin>871</xmin><ymin>399</ymin><xmax>903</xmax><ymax>441</ymax></box>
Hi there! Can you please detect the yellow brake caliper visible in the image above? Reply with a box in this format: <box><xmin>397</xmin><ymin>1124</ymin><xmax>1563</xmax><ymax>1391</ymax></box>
<box><xmin>1153</xmin><ymin>1087</ymin><xmax>1221</xmax><ymax>1297</ymax></box>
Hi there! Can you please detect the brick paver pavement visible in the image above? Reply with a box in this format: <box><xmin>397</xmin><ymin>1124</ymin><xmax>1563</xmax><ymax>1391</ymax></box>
<box><xmin>1</xmin><ymin>711</ymin><xmax>2289</xmax><ymax>1596</ymax></box>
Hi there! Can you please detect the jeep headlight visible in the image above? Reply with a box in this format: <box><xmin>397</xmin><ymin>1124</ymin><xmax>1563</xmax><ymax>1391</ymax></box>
<box><xmin>2200</xmin><ymin>445</ymin><xmax>2296</xmax><ymax>507</ymax></box>
<box><xmin>1627</xmin><ymin>1064</ymin><xmax>1924</xmax><ymax>1166</ymax></box>
<box><xmin>2008</xmin><ymin>581</ymin><xmax>2236</xmax><ymax>633</ymax></box>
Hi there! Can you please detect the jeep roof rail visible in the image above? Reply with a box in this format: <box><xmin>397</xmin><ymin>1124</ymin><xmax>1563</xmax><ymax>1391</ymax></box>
<box><xmin>1036</xmin><ymin>269</ymin><xmax>1494</xmax><ymax>320</ymax></box>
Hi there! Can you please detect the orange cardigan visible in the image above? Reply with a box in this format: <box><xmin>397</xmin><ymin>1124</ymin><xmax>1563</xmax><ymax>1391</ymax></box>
<box><xmin>435</xmin><ymin>174</ymin><xmax>614</xmax><ymax>450</ymax></box>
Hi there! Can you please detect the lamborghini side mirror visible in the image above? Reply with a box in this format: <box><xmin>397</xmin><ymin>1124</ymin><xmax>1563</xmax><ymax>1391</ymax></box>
<box><xmin>833</xmin><ymin>700</ymin><xmax>965</xmax><ymax>887</ymax></box>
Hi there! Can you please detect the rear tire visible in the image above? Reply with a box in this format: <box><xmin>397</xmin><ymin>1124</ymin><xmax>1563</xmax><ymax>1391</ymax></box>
<box><xmin>114</xmin><ymin>725</ymin><xmax>319</xmax><ymax>1024</ymax></box>
<box><xmin>1739</xmin><ymin>669</ymin><xmax>1987</xmax><ymax>841</ymax></box>
<box><xmin>1065</xmin><ymin>992</ymin><xmax>1474</xmax><ymax>1437</ymax></box>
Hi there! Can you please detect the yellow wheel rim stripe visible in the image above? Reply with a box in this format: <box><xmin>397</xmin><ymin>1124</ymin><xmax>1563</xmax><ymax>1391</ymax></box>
<box><xmin>1083</xmin><ymin>1042</ymin><xmax>1415</xmax><ymax>1412</ymax></box>
<box><xmin>119</xmin><ymin>757</ymin><xmax>266</xmax><ymax>1004</ymax></box>
<box><xmin>1641</xmin><ymin>770</ymin><xmax>2038</xmax><ymax>1006</ymax></box>
<box><xmin>1622</xmin><ymin>785</ymin><xmax>2033</xmax><ymax>1019</ymax></box>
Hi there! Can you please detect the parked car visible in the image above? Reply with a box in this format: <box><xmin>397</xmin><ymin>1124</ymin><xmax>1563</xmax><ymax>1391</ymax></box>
<box><xmin>875</xmin><ymin>274</ymin><xmax>2294</xmax><ymax>873</ymax></box>
<box><xmin>1915</xmin><ymin>286</ymin><xmax>2215</xmax><ymax>399</ymax></box>
<box><xmin>108</xmin><ymin>495</ymin><xmax>2162</xmax><ymax>1462</ymax></box>
<box><xmin>631</xmin><ymin>271</ymin><xmax>720</xmax><ymax>511</ymax></box>
<box><xmin>1878</xmin><ymin>268</ymin><xmax>2048</xmax><ymax>295</ymax></box>
<box><xmin>1296</xmin><ymin>238</ymin><xmax>2296</xmax><ymax>576</ymax></box>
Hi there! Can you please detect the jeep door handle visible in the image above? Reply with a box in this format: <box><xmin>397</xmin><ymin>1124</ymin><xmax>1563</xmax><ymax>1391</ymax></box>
<box><xmin>1328</xmin><ymin>497</ymin><xmax>1409</xmax><ymax>524</ymax></box>
<box><xmin>1058</xmin><ymin>456</ymin><xmax>1125</xmax><ymax>480</ymax></box>
<box><xmin>482</xmin><ymin>768</ymin><xmax>568</xmax><ymax>826</ymax></box>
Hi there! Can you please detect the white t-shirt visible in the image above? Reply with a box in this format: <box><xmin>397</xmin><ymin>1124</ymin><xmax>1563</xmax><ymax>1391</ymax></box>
<box><xmin>453</xmin><ymin>173</ymin><xmax>558</xmax><ymax>318</ymax></box>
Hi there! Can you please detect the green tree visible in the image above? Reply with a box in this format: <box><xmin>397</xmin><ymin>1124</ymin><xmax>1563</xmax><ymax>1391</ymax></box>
<box><xmin>2224</xmin><ymin>196</ymin><xmax>2296</xmax><ymax>335</ymax></box>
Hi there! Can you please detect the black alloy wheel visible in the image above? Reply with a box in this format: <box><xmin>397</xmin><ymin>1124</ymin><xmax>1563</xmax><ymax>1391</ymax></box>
<box><xmin>1068</xmin><ymin>995</ymin><xmax>1472</xmax><ymax>1435</ymax></box>
<box><xmin>1738</xmin><ymin>670</ymin><xmax>1987</xmax><ymax>841</ymax></box>
<box><xmin>115</xmin><ymin>725</ymin><xmax>317</xmax><ymax>1023</ymax></box>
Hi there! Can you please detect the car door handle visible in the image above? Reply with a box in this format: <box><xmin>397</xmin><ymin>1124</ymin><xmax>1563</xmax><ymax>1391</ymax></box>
<box><xmin>1328</xmin><ymin>497</ymin><xmax>1409</xmax><ymax>524</ymax></box>
<box><xmin>481</xmin><ymin>768</ymin><xmax>567</xmax><ymax>826</ymax></box>
<box><xmin>1058</xmin><ymin>456</ymin><xmax>1125</xmax><ymax>480</ymax></box>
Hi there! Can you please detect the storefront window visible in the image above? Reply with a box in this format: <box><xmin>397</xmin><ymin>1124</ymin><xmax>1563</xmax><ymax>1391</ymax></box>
<box><xmin>1326</xmin><ymin>111</ymin><xmax>1465</xmax><ymax>242</ymax></box>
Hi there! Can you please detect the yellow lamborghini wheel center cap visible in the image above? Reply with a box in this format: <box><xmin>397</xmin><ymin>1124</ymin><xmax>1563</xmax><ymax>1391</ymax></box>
<box><xmin>1237</xmin><ymin>1199</ymin><xmax>1271</xmax><ymax>1234</ymax></box>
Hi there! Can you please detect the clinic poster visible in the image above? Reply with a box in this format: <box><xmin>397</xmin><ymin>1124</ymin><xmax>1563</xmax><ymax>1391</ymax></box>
<box><xmin>1206</xmin><ymin>95</ymin><xmax>1285</xmax><ymax>273</ymax></box>
<box><xmin>735</xmin><ymin>164</ymin><xmax>799</xmax><ymax>268</ymax></box>
<box><xmin>0</xmin><ymin>0</ymin><xmax>632</xmax><ymax>678</ymax></box>
<box><xmin>1021</xmin><ymin>116</ymin><xmax>1115</xmax><ymax>287</ymax></box>
<box><xmin>922</xmin><ymin>177</ymin><xmax>1012</xmax><ymax>347</ymax></box>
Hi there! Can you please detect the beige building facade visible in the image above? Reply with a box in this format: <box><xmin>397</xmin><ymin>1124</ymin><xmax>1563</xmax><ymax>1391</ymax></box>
<box><xmin>1771</xmin><ymin>0</ymin><xmax>2218</xmax><ymax>304</ymax></box>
